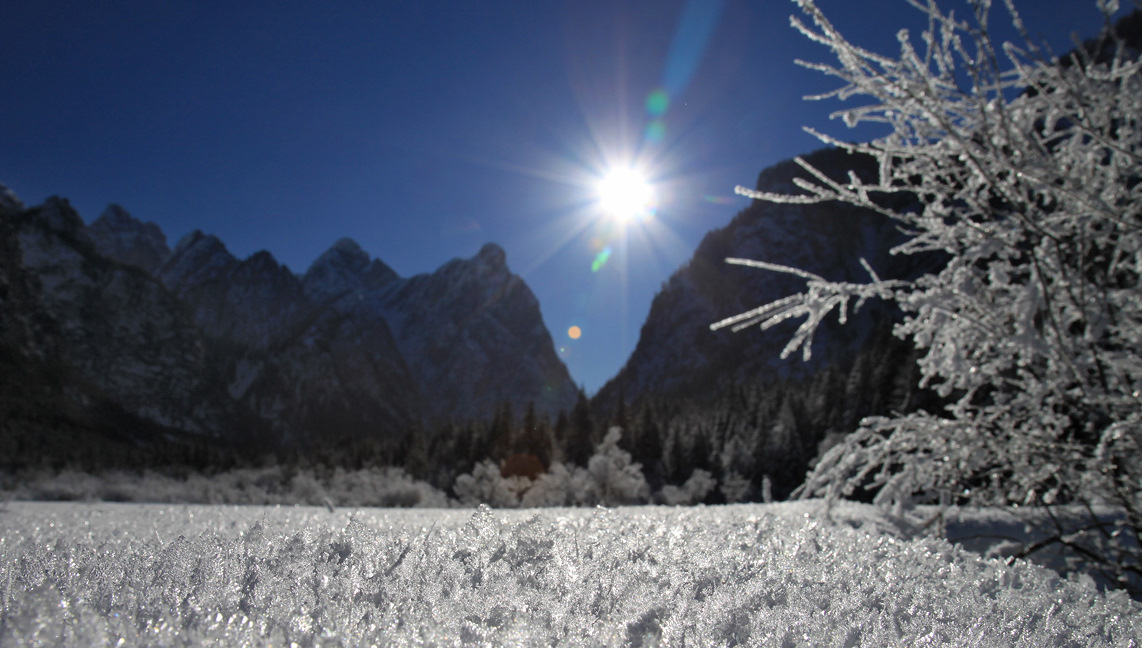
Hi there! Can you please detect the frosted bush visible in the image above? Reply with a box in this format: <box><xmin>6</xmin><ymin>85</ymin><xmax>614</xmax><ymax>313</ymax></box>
<box><xmin>720</xmin><ymin>470</ymin><xmax>754</xmax><ymax>503</ymax></box>
<box><xmin>453</xmin><ymin>427</ymin><xmax>652</xmax><ymax>508</ymax></box>
<box><xmin>2</xmin><ymin>466</ymin><xmax>449</xmax><ymax>508</ymax></box>
<box><xmin>583</xmin><ymin>427</ymin><xmax>651</xmax><ymax>506</ymax></box>
<box><xmin>716</xmin><ymin>0</ymin><xmax>1142</xmax><ymax>592</ymax></box>
<box><xmin>659</xmin><ymin>468</ymin><xmax>718</xmax><ymax>505</ymax></box>
<box><xmin>324</xmin><ymin>466</ymin><xmax>451</xmax><ymax>508</ymax></box>
<box><xmin>520</xmin><ymin>462</ymin><xmax>592</xmax><ymax>507</ymax></box>
<box><xmin>1</xmin><ymin>501</ymin><xmax>1139</xmax><ymax>646</ymax></box>
<box><xmin>453</xmin><ymin>459</ymin><xmax>529</xmax><ymax>507</ymax></box>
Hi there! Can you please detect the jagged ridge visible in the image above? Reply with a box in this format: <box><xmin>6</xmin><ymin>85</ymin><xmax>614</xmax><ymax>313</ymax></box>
<box><xmin>0</xmin><ymin>193</ymin><xmax>578</xmax><ymax>460</ymax></box>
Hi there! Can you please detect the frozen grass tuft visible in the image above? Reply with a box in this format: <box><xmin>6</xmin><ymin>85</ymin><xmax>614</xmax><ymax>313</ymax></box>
<box><xmin>1</xmin><ymin>501</ymin><xmax>1139</xmax><ymax>646</ymax></box>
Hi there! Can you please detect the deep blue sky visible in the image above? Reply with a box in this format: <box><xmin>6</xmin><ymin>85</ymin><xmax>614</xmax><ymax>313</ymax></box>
<box><xmin>0</xmin><ymin>0</ymin><xmax>1112</xmax><ymax>395</ymax></box>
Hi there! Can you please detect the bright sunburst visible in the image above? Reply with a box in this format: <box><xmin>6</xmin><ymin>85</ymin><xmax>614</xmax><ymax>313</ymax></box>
<box><xmin>596</xmin><ymin>167</ymin><xmax>654</xmax><ymax>222</ymax></box>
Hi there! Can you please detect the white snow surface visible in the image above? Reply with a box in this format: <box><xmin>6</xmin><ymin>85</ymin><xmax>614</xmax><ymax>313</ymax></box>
<box><xmin>1</xmin><ymin>500</ymin><xmax>1138</xmax><ymax>647</ymax></box>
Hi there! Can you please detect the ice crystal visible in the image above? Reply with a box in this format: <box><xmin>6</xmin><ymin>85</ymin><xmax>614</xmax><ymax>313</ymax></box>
<box><xmin>1</xmin><ymin>501</ymin><xmax>1139</xmax><ymax>646</ymax></box>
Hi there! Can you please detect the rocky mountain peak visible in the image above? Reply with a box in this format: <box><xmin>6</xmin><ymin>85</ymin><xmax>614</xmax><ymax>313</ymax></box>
<box><xmin>242</xmin><ymin>250</ymin><xmax>281</xmax><ymax>274</ymax></box>
<box><xmin>87</xmin><ymin>204</ymin><xmax>171</xmax><ymax>273</ymax></box>
<box><xmin>35</xmin><ymin>197</ymin><xmax>88</xmax><ymax>237</ymax></box>
<box><xmin>475</xmin><ymin>242</ymin><xmax>506</xmax><ymax>268</ymax></box>
<box><xmin>308</xmin><ymin>238</ymin><xmax>370</xmax><ymax>279</ymax></box>
<box><xmin>170</xmin><ymin>230</ymin><xmax>218</xmax><ymax>256</ymax></box>
<box><xmin>328</xmin><ymin>236</ymin><xmax>369</xmax><ymax>264</ymax></box>
<box><xmin>0</xmin><ymin>181</ymin><xmax>24</xmax><ymax>213</ymax></box>
<box><xmin>377</xmin><ymin>242</ymin><xmax>576</xmax><ymax>421</ymax></box>
<box><xmin>3</xmin><ymin>190</ymin><xmax>580</xmax><ymax>454</ymax></box>
<box><xmin>159</xmin><ymin>230</ymin><xmax>238</xmax><ymax>293</ymax></box>
<box><xmin>430</xmin><ymin>242</ymin><xmax>511</xmax><ymax>292</ymax></box>
<box><xmin>93</xmin><ymin>203</ymin><xmax>134</xmax><ymax>228</ymax></box>
<box><xmin>304</xmin><ymin>237</ymin><xmax>397</xmax><ymax>302</ymax></box>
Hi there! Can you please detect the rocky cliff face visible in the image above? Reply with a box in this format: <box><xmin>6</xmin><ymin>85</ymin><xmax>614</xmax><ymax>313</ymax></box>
<box><xmin>87</xmin><ymin>204</ymin><xmax>171</xmax><ymax>273</ymax></box>
<box><xmin>594</xmin><ymin>148</ymin><xmax>922</xmax><ymax>412</ymax></box>
<box><xmin>1</xmin><ymin>198</ymin><xmax>232</xmax><ymax>436</ymax></box>
<box><xmin>376</xmin><ymin>242</ymin><xmax>578</xmax><ymax>420</ymax></box>
<box><xmin>0</xmin><ymin>181</ymin><xmax>22</xmax><ymax>213</ymax></box>
<box><xmin>0</xmin><ymin>191</ymin><xmax>578</xmax><ymax>457</ymax></box>
<box><xmin>297</xmin><ymin>238</ymin><xmax>578</xmax><ymax>424</ymax></box>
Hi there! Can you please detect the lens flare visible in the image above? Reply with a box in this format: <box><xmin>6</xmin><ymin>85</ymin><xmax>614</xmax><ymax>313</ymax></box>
<box><xmin>661</xmin><ymin>0</ymin><xmax>724</xmax><ymax>98</ymax></box>
<box><xmin>591</xmin><ymin>247</ymin><xmax>613</xmax><ymax>273</ymax></box>
<box><xmin>643</xmin><ymin>120</ymin><xmax>667</xmax><ymax>143</ymax></box>
<box><xmin>646</xmin><ymin>89</ymin><xmax>670</xmax><ymax>116</ymax></box>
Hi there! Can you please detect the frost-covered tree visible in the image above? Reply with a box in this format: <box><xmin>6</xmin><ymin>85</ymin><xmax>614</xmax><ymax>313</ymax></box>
<box><xmin>585</xmin><ymin>427</ymin><xmax>650</xmax><ymax>506</ymax></box>
<box><xmin>451</xmin><ymin>428</ymin><xmax>651</xmax><ymax>507</ymax></box>
<box><xmin>453</xmin><ymin>459</ymin><xmax>529</xmax><ymax>508</ymax></box>
<box><xmin>715</xmin><ymin>0</ymin><xmax>1142</xmax><ymax>590</ymax></box>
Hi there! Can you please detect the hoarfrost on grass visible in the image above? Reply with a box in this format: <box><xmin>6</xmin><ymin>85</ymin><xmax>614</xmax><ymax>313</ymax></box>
<box><xmin>1</xmin><ymin>501</ymin><xmax>1139</xmax><ymax>646</ymax></box>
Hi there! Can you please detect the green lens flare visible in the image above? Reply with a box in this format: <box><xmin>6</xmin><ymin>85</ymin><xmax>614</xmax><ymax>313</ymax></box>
<box><xmin>646</xmin><ymin>89</ymin><xmax>670</xmax><ymax>116</ymax></box>
<box><xmin>591</xmin><ymin>247</ymin><xmax>613</xmax><ymax>273</ymax></box>
<box><xmin>644</xmin><ymin>120</ymin><xmax>666</xmax><ymax>143</ymax></box>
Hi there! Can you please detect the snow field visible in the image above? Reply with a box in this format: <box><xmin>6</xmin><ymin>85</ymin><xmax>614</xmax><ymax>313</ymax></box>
<box><xmin>1</xmin><ymin>501</ymin><xmax>1139</xmax><ymax>646</ymax></box>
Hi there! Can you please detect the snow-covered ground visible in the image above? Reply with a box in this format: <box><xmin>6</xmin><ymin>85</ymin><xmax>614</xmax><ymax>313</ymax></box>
<box><xmin>1</xmin><ymin>500</ymin><xmax>1138</xmax><ymax>646</ymax></box>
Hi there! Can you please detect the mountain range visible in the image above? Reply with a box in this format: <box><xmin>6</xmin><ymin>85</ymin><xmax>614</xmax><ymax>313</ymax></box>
<box><xmin>1</xmin><ymin>145</ymin><xmax>923</xmax><ymax>473</ymax></box>
<box><xmin>0</xmin><ymin>188</ymin><xmax>577</xmax><ymax>463</ymax></box>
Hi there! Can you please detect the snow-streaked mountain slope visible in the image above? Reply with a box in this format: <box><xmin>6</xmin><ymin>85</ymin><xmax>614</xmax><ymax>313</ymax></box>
<box><xmin>86</xmin><ymin>204</ymin><xmax>170</xmax><ymax>273</ymax></box>
<box><xmin>2</xmin><ymin>501</ymin><xmax>1137</xmax><ymax>647</ymax></box>
<box><xmin>376</xmin><ymin>242</ymin><xmax>579</xmax><ymax>420</ymax></box>
<box><xmin>2</xmin><ymin>198</ymin><xmax>232</xmax><ymax>434</ymax></box>
<box><xmin>301</xmin><ymin>236</ymin><xmax>399</xmax><ymax>303</ymax></box>
<box><xmin>297</xmin><ymin>238</ymin><xmax>578</xmax><ymax>421</ymax></box>
<box><xmin>0</xmin><ymin>181</ymin><xmax>22</xmax><ymax>213</ymax></box>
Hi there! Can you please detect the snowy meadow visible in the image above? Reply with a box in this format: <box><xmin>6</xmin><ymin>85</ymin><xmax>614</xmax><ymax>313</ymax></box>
<box><xmin>2</xmin><ymin>501</ymin><xmax>1139</xmax><ymax>647</ymax></box>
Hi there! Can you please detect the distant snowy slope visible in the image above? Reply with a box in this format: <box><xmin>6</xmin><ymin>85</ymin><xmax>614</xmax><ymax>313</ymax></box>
<box><xmin>2</xmin><ymin>501</ymin><xmax>1138</xmax><ymax>646</ymax></box>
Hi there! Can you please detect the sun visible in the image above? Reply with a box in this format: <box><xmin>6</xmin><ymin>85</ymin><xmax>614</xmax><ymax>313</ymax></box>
<box><xmin>596</xmin><ymin>167</ymin><xmax>654</xmax><ymax>221</ymax></box>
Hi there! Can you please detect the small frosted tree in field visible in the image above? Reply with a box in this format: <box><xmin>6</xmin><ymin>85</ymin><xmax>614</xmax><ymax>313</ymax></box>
<box><xmin>585</xmin><ymin>427</ymin><xmax>650</xmax><ymax>506</ymax></box>
<box><xmin>453</xmin><ymin>459</ymin><xmax>529</xmax><ymax>508</ymax></box>
<box><xmin>715</xmin><ymin>0</ymin><xmax>1142</xmax><ymax>590</ymax></box>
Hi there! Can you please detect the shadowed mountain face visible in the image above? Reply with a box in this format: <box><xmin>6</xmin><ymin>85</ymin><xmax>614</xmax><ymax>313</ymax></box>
<box><xmin>594</xmin><ymin>147</ymin><xmax>925</xmax><ymax>413</ymax></box>
<box><xmin>374</xmin><ymin>242</ymin><xmax>579</xmax><ymax>421</ymax></box>
<box><xmin>1</xmin><ymin>197</ymin><xmax>233</xmax><ymax>434</ymax></box>
<box><xmin>87</xmin><ymin>204</ymin><xmax>171</xmax><ymax>274</ymax></box>
<box><xmin>0</xmin><ymin>186</ymin><xmax>577</xmax><ymax>458</ymax></box>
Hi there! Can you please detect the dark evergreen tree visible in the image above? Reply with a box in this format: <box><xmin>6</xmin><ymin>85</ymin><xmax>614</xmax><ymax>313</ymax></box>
<box><xmin>633</xmin><ymin>400</ymin><xmax>665</xmax><ymax>489</ymax></box>
<box><xmin>488</xmin><ymin>401</ymin><xmax>515</xmax><ymax>462</ymax></box>
<box><xmin>551</xmin><ymin>410</ymin><xmax>570</xmax><ymax>464</ymax></box>
<box><xmin>664</xmin><ymin>426</ymin><xmax>690</xmax><ymax>485</ymax></box>
<box><xmin>613</xmin><ymin>392</ymin><xmax>630</xmax><ymax>432</ymax></box>
<box><xmin>691</xmin><ymin>428</ymin><xmax>714</xmax><ymax>475</ymax></box>
<box><xmin>515</xmin><ymin>401</ymin><xmax>553</xmax><ymax>467</ymax></box>
<box><xmin>564</xmin><ymin>389</ymin><xmax>596</xmax><ymax>467</ymax></box>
